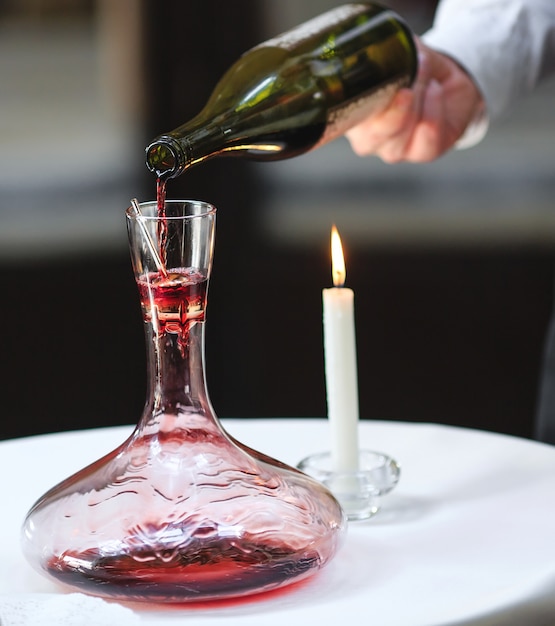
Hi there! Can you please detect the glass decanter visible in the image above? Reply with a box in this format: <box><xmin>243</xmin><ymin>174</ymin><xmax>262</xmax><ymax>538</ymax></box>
<box><xmin>22</xmin><ymin>200</ymin><xmax>346</xmax><ymax>603</ymax></box>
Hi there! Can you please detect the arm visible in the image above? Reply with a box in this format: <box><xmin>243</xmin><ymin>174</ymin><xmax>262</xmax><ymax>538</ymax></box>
<box><xmin>346</xmin><ymin>0</ymin><xmax>555</xmax><ymax>163</ymax></box>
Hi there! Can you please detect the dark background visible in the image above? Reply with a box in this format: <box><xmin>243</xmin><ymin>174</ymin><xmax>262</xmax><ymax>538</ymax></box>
<box><xmin>1</xmin><ymin>0</ymin><xmax>554</xmax><ymax>440</ymax></box>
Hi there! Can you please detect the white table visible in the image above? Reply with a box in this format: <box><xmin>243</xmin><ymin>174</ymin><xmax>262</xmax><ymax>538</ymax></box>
<box><xmin>2</xmin><ymin>419</ymin><xmax>555</xmax><ymax>625</ymax></box>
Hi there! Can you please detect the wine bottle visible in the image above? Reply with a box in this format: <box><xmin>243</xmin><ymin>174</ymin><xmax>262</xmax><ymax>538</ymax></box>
<box><xmin>146</xmin><ymin>3</ymin><xmax>417</xmax><ymax>179</ymax></box>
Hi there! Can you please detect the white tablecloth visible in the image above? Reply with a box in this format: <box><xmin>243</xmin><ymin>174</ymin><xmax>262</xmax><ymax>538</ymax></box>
<box><xmin>2</xmin><ymin>419</ymin><xmax>555</xmax><ymax>625</ymax></box>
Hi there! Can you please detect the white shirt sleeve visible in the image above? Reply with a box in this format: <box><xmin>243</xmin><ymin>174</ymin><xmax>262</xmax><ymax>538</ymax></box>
<box><xmin>422</xmin><ymin>0</ymin><xmax>555</xmax><ymax>121</ymax></box>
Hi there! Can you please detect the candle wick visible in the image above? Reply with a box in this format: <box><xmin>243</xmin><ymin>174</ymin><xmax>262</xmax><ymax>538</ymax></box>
<box><xmin>333</xmin><ymin>269</ymin><xmax>345</xmax><ymax>288</ymax></box>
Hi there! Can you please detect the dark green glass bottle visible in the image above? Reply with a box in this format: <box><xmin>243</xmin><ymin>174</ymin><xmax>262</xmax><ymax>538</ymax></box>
<box><xmin>146</xmin><ymin>3</ymin><xmax>417</xmax><ymax>179</ymax></box>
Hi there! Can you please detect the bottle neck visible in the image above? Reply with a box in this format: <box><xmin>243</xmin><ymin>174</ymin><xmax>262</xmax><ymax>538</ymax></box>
<box><xmin>145</xmin><ymin>117</ymin><xmax>226</xmax><ymax>179</ymax></box>
<box><xmin>145</xmin><ymin>136</ymin><xmax>187</xmax><ymax>179</ymax></box>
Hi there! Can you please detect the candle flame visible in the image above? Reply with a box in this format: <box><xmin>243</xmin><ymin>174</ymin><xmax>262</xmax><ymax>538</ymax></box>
<box><xmin>330</xmin><ymin>225</ymin><xmax>346</xmax><ymax>287</ymax></box>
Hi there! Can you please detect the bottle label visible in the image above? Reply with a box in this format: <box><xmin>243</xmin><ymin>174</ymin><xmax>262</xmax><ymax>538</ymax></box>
<box><xmin>256</xmin><ymin>4</ymin><xmax>369</xmax><ymax>51</ymax></box>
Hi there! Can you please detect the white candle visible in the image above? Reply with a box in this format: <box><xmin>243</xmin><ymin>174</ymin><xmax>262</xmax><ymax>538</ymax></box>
<box><xmin>322</xmin><ymin>226</ymin><xmax>360</xmax><ymax>472</ymax></box>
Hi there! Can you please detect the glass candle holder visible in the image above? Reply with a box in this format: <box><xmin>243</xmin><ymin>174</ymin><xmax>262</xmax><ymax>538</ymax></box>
<box><xmin>22</xmin><ymin>200</ymin><xmax>346</xmax><ymax>603</ymax></box>
<box><xmin>298</xmin><ymin>449</ymin><xmax>400</xmax><ymax>521</ymax></box>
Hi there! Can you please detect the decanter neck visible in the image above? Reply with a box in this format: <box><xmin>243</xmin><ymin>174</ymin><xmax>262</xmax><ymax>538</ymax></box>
<box><xmin>143</xmin><ymin>319</ymin><xmax>213</xmax><ymax>424</ymax></box>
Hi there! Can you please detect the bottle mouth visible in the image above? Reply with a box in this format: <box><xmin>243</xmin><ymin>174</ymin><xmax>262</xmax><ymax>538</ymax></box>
<box><xmin>145</xmin><ymin>137</ymin><xmax>184</xmax><ymax>179</ymax></box>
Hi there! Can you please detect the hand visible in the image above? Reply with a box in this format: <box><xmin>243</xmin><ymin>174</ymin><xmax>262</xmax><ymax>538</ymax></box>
<box><xmin>345</xmin><ymin>39</ymin><xmax>485</xmax><ymax>163</ymax></box>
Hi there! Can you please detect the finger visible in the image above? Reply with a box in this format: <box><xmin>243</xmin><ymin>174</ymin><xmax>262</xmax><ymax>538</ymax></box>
<box><xmin>345</xmin><ymin>88</ymin><xmax>415</xmax><ymax>155</ymax></box>
<box><xmin>404</xmin><ymin>78</ymin><xmax>446</xmax><ymax>162</ymax></box>
<box><xmin>372</xmin><ymin>61</ymin><xmax>431</xmax><ymax>162</ymax></box>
